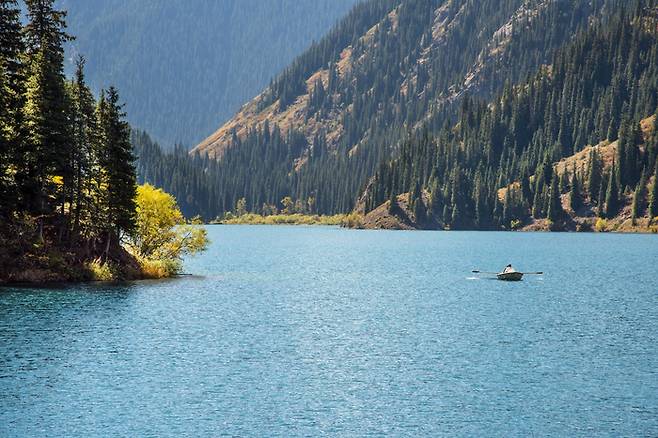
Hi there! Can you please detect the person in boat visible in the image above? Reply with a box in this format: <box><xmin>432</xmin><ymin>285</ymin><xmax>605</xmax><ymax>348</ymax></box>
<box><xmin>502</xmin><ymin>264</ymin><xmax>515</xmax><ymax>273</ymax></box>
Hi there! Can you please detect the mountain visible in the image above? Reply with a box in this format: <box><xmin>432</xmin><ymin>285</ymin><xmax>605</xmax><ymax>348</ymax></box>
<box><xmin>138</xmin><ymin>0</ymin><xmax>658</xmax><ymax>230</ymax></box>
<box><xmin>358</xmin><ymin>3</ymin><xmax>658</xmax><ymax>231</ymax></box>
<box><xmin>59</xmin><ymin>0</ymin><xmax>359</xmax><ymax>147</ymax></box>
<box><xmin>194</xmin><ymin>0</ymin><xmax>617</xmax><ymax>159</ymax></box>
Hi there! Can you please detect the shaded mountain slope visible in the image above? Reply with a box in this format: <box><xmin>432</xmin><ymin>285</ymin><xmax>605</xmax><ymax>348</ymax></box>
<box><xmin>195</xmin><ymin>0</ymin><xmax>622</xmax><ymax>157</ymax></box>
<box><xmin>60</xmin><ymin>0</ymin><xmax>358</xmax><ymax>146</ymax></box>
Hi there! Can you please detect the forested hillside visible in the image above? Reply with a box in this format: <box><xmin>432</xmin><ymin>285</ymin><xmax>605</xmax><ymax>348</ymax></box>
<box><xmin>59</xmin><ymin>0</ymin><xmax>358</xmax><ymax>147</ymax></box>
<box><xmin>136</xmin><ymin>0</ymin><xmax>658</xmax><ymax>230</ymax></box>
<box><xmin>361</xmin><ymin>3</ymin><xmax>658</xmax><ymax>230</ymax></box>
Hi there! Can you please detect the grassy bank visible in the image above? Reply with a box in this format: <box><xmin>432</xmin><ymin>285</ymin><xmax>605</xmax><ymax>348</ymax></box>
<box><xmin>214</xmin><ymin>213</ymin><xmax>363</xmax><ymax>226</ymax></box>
<box><xmin>0</xmin><ymin>245</ymin><xmax>187</xmax><ymax>285</ymax></box>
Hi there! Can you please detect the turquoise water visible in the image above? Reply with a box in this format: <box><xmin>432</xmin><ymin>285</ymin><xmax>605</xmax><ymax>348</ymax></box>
<box><xmin>1</xmin><ymin>226</ymin><xmax>657</xmax><ymax>437</ymax></box>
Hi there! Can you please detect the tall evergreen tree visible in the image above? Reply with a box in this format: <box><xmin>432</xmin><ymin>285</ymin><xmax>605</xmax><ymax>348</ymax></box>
<box><xmin>388</xmin><ymin>190</ymin><xmax>398</xmax><ymax>214</ymax></box>
<box><xmin>21</xmin><ymin>0</ymin><xmax>72</xmax><ymax>219</ymax></box>
<box><xmin>547</xmin><ymin>172</ymin><xmax>563</xmax><ymax>223</ymax></box>
<box><xmin>569</xmin><ymin>165</ymin><xmax>581</xmax><ymax>212</ymax></box>
<box><xmin>98</xmin><ymin>87</ymin><xmax>137</xmax><ymax>241</ymax></box>
<box><xmin>631</xmin><ymin>183</ymin><xmax>640</xmax><ymax>226</ymax></box>
<box><xmin>68</xmin><ymin>56</ymin><xmax>98</xmax><ymax>238</ymax></box>
<box><xmin>0</xmin><ymin>0</ymin><xmax>24</xmax><ymax>217</ymax></box>
<box><xmin>605</xmin><ymin>162</ymin><xmax>620</xmax><ymax>219</ymax></box>
<box><xmin>587</xmin><ymin>148</ymin><xmax>601</xmax><ymax>203</ymax></box>
<box><xmin>649</xmin><ymin>161</ymin><xmax>658</xmax><ymax>222</ymax></box>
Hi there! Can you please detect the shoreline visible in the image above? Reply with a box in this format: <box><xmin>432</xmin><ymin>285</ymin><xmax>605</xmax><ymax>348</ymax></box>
<box><xmin>211</xmin><ymin>224</ymin><xmax>658</xmax><ymax>234</ymax></box>
<box><xmin>209</xmin><ymin>216</ymin><xmax>658</xmax><ymax>234</ymax></box>
<box><xmin>211</xmin><ymin>213</ymin><xmax>354</xmax><ymax>227</ymax></box>
<box><xmin>4</xmin><ymin>223</ymin><xmax>656</xmax><ymax>287</ymax></box>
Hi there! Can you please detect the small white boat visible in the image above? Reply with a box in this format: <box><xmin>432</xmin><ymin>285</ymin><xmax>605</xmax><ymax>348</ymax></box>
<box><xmin>497</xmin><ymin>271</ymin><xmax>524</xmax><ymax>281</ymax></box>
<box><xmin>472</xmin><ymin>265</ymin><xmax>543</xmax><ymax>282</ymax></box>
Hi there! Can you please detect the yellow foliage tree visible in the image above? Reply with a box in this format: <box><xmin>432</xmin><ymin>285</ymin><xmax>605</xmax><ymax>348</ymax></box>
<box><xmin>128</xmin><ymin>184</ymin><xmax>208</xmax><ymax>273</ymax></box>
<box><xmin>281</xmin><ymin>196</ymin><xmax>293</xmax><ymax>214</ymax></box>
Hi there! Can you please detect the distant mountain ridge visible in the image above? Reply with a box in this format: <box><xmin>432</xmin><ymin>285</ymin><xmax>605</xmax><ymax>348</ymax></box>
<box><xmin>59</xmin><ymin>0</ymin><xmax>359</xmax><ymax>147</ymax></box>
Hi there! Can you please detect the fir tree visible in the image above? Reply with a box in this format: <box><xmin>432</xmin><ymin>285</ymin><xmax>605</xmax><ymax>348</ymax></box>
<box><xmin>98</xmin><ymin>87</ymin><xmax>137</xmax><ymax>240</ymax></box>
<box><xmin>0</xmin><ymin>0</ymin><xmax>24</xmax><ymax>217</ymax></box>
<box><xmin>605</xmin><ymin>162</ymin><xmax>620</xmax><ymax>219</ymax></box>
<box><xmin>569</xmin><ymin>165</ymin><xmax>581</xmax><ymax>213</ymax></box>
<box><xmin>388</xmin><ymin>190</ymin><xmax>398</xmax><ymax>214</ymax></box>
<box><xmin>587</xmin><ymin>148</ymin><xmax>601</xmax><ymax>203</ymax></box>
<box><xmin>649</xmin><ymin>161</ymin><xmax>658</xmax><ymax>222</ymax></box>
<box><xmin>68</xmin><ymin>56</ymin><xmax>98</xmax><ymax>238</ymax></box>
<box><xmin>631</xmin><ymin>183</ymin><xmax>640</xmax><ymax>226</ymax></box>
<box><xmin>21</xmin><ymin>0</ymin><xmax>72</xmax><ymax>219</ymax></box>
<box><xmin>547</xmin><ymin>173</ymin><xmax>563</xmax><ymax>223</ymax></box>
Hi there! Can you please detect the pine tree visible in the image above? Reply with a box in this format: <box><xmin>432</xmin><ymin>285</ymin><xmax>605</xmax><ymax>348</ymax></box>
<box><xmin>532</xmin><ymin>180</ymin><xmax>543</xmax><ymax>219</ymax></box>
<box><xmin>569</xmin><ymin>165</ymin><xmax>581</xmax><ymax>213</ymax></box>
<box><xmin>649</xmin><ymin>161</ymin><xmax>658</xmax><ymax>223</ymax></box>
<box><xmin>605</xmin><ymin>162</ymin><xmax>620</xmax><ymax>219</ymax></box>
<box><xmin>98</xmin><ymin>87</ymin><xmax>137</xmax><ymax>241</ymax></box>
<box><xmin>597</xmin><ymin>172</ymin><xmax>608</xmax><ymax>218</ymax></box>
<box><xmin>388</xmin><ymin>190</ymin><xmax>398</xmax><ymax>214</ymax></box>
<box><xmin>68</xmin><ymin>56</ymin><xmax>98</xmax><ymax>238</ymax></box>
<box><xmin>21</xmin><ymin>0</ymin><xmax>72</xmax><ymax>219</ymax></box>
<box><xmin>631</xmin><ymin>183</ymin><xmax>640</xmax><ymax>226</ymax></box>
<box><xmin>547</xmin><ymin>173</ymin><xmax>563</xmax><ymax>223</ymax></box>
<box><xmin>0</xmin><ymin>0</ymin><xmax>24</xmax><ymax>217</ymax></box>
<box><xmin>587</xmin><ymin>148</ymin><xmax>601</xmax><ymax>204</ymax></box>
<box><xmin>451</xmin><ymin>203</ymin><xmax>461</xmax><ymax>229</ymax></box>
<box><xmin>502</xmin><ymin>189</ymin><xmax>512</xmax><ymax>226</ymax></box>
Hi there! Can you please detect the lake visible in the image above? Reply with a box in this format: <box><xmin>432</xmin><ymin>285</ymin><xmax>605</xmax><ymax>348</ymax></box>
<box><xmin>1</xmin><ymin>226</ymin><xmax>657</xmax><ymax>436</ymax></box>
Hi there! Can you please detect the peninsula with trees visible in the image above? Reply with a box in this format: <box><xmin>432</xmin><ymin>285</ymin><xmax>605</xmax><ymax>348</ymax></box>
<box><xmin>0</xmin><ymin>0</ymin><xmax>206</xmax><ymax>283</ymax></box>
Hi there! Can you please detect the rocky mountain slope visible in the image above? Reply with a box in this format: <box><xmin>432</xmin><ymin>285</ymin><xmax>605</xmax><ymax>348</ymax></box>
<box><xmin>194</xmin><ymin>0</ymin><xmax>618</xmax><ymax>159</ymax></box>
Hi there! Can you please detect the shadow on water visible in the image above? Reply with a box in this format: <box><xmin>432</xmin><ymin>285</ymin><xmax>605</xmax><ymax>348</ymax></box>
<box><xmin>0</xmin><ymin>274</ymin><xmax>209</xmax><ymax>293</ymax></box>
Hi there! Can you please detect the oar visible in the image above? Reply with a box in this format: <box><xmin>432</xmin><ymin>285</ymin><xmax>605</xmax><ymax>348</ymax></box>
<box><xmin>472</xmin><ymin>270</ymin><xmax>544</xmax><ymax>275</ymax></box>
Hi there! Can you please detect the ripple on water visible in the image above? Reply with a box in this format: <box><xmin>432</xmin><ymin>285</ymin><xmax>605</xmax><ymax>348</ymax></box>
<box><xmin>0</xmin><ymin>226</ymin><xmax>657</xmax><ymax>436</ymax></box>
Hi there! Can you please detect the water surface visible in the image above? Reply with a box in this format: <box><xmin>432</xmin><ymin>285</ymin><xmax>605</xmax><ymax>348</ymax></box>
<box><xmin>1</xmin><ymin>226</ymin><xmax>657</xmax><ymax>436</ymax></box>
